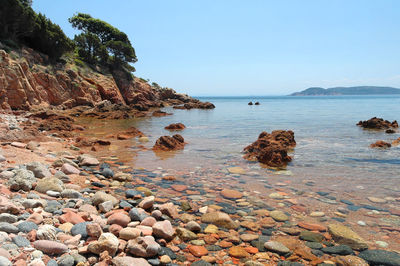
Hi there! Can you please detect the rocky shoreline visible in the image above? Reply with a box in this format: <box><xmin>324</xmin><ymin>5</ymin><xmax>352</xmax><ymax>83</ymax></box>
<box><xmin>0</xmin><ymin>110</ymin><xmax>399</xmax><ymax>266</ymax></box>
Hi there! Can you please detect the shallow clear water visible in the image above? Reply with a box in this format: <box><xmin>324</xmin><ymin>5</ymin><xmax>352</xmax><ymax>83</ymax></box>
<box><xmin>129</xmin><ymin>95</ymin><xmax>400</xmax><ymax>180</ymax></box>
<box><xmin>80</xmin><ymin>95</ymin><xmax>400</xmax><ymax>193</ymax></box>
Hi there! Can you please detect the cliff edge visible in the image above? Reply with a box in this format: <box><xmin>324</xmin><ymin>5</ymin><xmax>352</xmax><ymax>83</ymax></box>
<box><xmin>0</xmin><ymin>46</ymin><xmax>212</xmax><ymax>111</ymax></box>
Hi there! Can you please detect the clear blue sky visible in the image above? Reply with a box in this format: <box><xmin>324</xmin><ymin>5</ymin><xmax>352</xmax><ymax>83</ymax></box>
<box><xmin>32</xmin><ymin>0</ymin><xmax>400</xmax><ymax>96</ymax></box>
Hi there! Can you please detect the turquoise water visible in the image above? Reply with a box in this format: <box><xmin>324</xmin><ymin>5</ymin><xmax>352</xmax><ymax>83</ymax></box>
<box><xmin>130</xmin><ymin>95</ymin><xmax>400</xmax><ymax>182</ymax></box>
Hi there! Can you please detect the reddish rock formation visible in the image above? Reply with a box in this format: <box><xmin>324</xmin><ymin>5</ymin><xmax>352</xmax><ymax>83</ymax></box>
<box><xmin>370</xmin><ymin>140</ymin><xmax>391</xmax><ymax>149</ymax></box>
<box><xmin>0</xmin><ymin>48</ymin><xmax>214</xmax><ymax>111</ymax></box>
<box><xmin>173</xmin><ymin>101</ymin><xmax>215</xmax><ymax>110</ymax></box>
<box><xmin>243</xmin><ymin>130</ymin><xmax>296</xmax><ymax>167</ymax></box>
<box><xmin>357</xmin><ymin>117</ymin><xmax>398</xmax><ymax>130</ymax></box>
<box><xmin>165</xmin><ymin>123</ymin><xmax>186</xmax><ymax>131</ymax></box>
<box><xmin>153</xmin><ymin>135</ymin><xmax>185</xmax><ymax>151</ymax></box>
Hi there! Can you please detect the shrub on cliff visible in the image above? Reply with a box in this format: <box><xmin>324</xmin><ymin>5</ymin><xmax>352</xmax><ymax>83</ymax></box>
<box><xmin>69</xmin><ymin>13</ymin><xmax>137</xmax><ymax>72</ymax></box>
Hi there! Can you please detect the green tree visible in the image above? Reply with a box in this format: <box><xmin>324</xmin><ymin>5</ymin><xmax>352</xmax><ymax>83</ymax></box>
<box><xmin>0</xmin><ymin>0</ymin><xmax>36</xmax><ymax>41</ymax></box>
<box><xmin>0</xmin><ymin>0</ymin><xmax>73</xmax><ymax>59</ymax></box>
<box><xmin>69</xmin><ymin>13</ymin><xmax>137</xmax><ymax>70</ymax></box>
<box><xmin>25</xmin><ymin>13</ymin><xmax>74</xmax><ymax>59</ymax></box>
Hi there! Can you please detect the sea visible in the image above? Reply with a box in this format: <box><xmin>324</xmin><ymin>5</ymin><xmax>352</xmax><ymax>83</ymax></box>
<box><xmin>81</xmin><ymin>95</ymin><xmax>400</xmax><ymax>195</ymax></box>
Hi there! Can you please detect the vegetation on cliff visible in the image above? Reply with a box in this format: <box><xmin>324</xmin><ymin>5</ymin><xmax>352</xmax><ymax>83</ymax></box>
<box><xmin>0</xmin><ymin>0</ymin><xmax>136</xmax><ymax>73</ymax></box>
<box><xmin>69</xmin><ymin>13</ymin><xmax>137</xmax><ymax>72</ymax></box>
<box><xmin>0</xmin><ymin>0</ymin><xmax>73</xmax><ymax>59</ymax></box>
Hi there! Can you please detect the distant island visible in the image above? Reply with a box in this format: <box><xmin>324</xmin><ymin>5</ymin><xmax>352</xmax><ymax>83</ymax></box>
<box><xmin>290</xmin><ymin>86</ymin><xmax>400</xmax><ymax>96</ymax></box>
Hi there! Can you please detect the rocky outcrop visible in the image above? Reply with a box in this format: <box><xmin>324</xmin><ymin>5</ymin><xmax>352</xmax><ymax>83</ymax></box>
<box><xmin>357</xmin><ymin>117</ymin><xmax>398</xmax><ymax>130</ymax></box>
<box><xmin>392</xmin><ymin>137</ymin><xmax>400</xmax><ymax>146</ymax></box>
<box><xmin>243</xmin><ymin>130</ymin><xmax>296</xmax><ymax>167</ymax></box>
<box><xmin>370</xmin><ymin>140</ymin><xmax>391</xmax><ymax>149</ymax></box>
<box><xmin>173</xmin><ymin>101</ymin><xmax>215</xmax><ymax>110</ymax></box>
<box><xmin>153</xmin><ymin>135</ymin><xmax>185</xmax><ymax>151</ymax></box>
<box><xmin>0</xmin><ymin>48</ymin><xmax>213</xmax><ymax>111</ymax></box>
<box><xmin>165</xmin><ymin>123</ymin><xmax>185</xmax><ymax>130</ymax></box>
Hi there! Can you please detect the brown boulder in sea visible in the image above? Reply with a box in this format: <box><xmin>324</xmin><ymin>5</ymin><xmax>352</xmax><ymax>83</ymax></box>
<box><xmin>392</xmin><ymin>137</ymin><xmax>400</xmax><ymax>146</ymax></box>
<box><xmin>243</xmin><ymin>130</ymin><xmax>296</xmax><ymax>167</ymax></box>
<box><xmin>153</xmin><ymin>135</ymin><xmax>185</xmax><ymax>151</ymax></box>
<box><xmin>173</xmin><ymin>101</ymin><xmax>215</xmax><ymax>110</ymax></box>
<box><xmin>165</xmin><ymin>123</ymin><xmax>186</xmax><ymax>131</ymax></box>
<box><xmin>357</xmin><ymin>117</ymin><xmax>398</xmax><ymax>130</ymax></box>
<box><xmin>370</xmin><ymin>140</ymin><xmax>391</xmax><ymax>149</ymax></box>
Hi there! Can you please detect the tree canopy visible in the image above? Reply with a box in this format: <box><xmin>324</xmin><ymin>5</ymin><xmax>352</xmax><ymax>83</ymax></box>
<box><xmin>0</xmin><ymin>0</ymin><xmax>73</xmax><ymax>59</ymax></box>
<box><xmin>69</xmin><ymin>13</ymin><xmax>137</xmax><ymax>71</ymax></box>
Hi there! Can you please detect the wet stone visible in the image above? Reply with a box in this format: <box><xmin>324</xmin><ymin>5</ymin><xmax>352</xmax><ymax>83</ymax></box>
<box><xmin>332</xmin><ymin>217</ymin><xmax>346</xmax><ymax>222</ymax></box>
<box><xmin>322</xmin><ymin>245</ymin><xmax>353</xmax><ymax>255</ymax></box>
<box><xmin>206</xmin><ymin>245</ymin><xmax>222</xmax><ymax>251</ymax></box>
<box><xmin>299</xmin><ymin>231</ymin><xmax>324</xmax><ymax>242</ymax></box>
<box><xmin>347</xmin><ymin>205</ymin><xmax>362</xmax><ymax>211</ymax></box>
<box><xmin>305</xmin><ymin>242</ymin><xmax>323</xmax><ymax>249</ymax></box>
<box><xmin>191</xmin><ymin>260</ymin><xmax>212</xmax><ymax>266</ymax></box>
<box><xmin>311</xmin><ymin>249</ymin><xmax>324</xmax><ymax>257</ymax></box>
<box><xmin>264</xmin><ymin>241</ymin><xmax>290</xmax><ymax>254</ymax></box>
<box><xmin>359</xmin><ymin>249</ymin><xmax>400</xmax><ymax>266</ymax></box>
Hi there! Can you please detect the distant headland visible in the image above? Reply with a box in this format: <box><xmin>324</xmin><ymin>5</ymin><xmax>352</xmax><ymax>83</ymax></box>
<box><xmin>289</xmin><ymin>86</ymin><xmax>400</xmax><ymax>96</ymax></box>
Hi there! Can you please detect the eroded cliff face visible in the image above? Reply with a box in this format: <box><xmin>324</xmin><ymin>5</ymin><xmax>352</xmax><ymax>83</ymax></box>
<box><xmin>0</xmin><ymin>48</ymin><xmax>194</xmax><ymax>111</ymax></box>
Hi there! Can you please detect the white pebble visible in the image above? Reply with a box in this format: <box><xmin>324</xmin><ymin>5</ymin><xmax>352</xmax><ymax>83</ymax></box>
<box><xmin>357</xmin><ymin>221</ymin><xmax>366</xmax><ymax>226</ymax></box>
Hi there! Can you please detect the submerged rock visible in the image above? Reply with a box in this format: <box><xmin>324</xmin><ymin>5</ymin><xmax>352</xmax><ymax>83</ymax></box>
<box><xmin>358</xmin><ymin>249</ymin><xmax>400</xmax><ymax>266</ymax></box>
<box><xmin>328</xmin><ymin>224</ymin><xmax>368</xmax><ymax>251</ymax></box>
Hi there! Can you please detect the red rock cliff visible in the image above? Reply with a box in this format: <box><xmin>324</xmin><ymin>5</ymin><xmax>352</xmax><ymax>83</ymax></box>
<box><xmin>0</xmin><ymin>48</ymin><xmax>208</xmax><ymax>111</ymax></box>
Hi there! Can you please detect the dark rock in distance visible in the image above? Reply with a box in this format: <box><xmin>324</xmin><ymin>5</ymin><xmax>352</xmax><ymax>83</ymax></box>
<box><xmin>255</xmin><ymin>101</ymin><xmax>260</xmax><ymax>105</ymax></box>
<box><xmin>248</xmin><ymin>102</ymin><xmax>253</xmax><ymax>105</ymax></box>
<box><xmin>357</xmin><ymin>117</ymin><xmax>398</xmax><ymax>130</ymax></box>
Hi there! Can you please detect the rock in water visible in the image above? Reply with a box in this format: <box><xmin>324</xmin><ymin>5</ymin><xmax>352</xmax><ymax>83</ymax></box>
<box><xmin>328</xmin><ymin>224</ymin><xmax>368</xmax><ymax>251</ymax></box>
<box><xmin>201</xmin><ymin>212</ymin><xmax>238</xmax><ymax>229</ymax></box>
<box><xmin>165</xmin><ymin>123</ymin><xmax>186</xmax><ymax>130</ymax></box>
<box><xmin>357</xmin><ymin>117</ymin><xmax>398</xmax><ymax>129</ymax></box>
<box><xmin>370</xmin><ymin>140</ymin><xmax>391</xmax><ymax>149</ymax></box>
<box><xmin>359</xmin><ymin>250</ymin><xmax>400</xmax><ymax>266</ymax></box>
<box><xmin>243</xmin><ymin>130</ymin><xmax>296</xmax><ymax>167</ymax></box>
<box><xmin>153</xmin><ymin>135</ymin><xmax>186</xmax><ymax>151</ymax></box>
